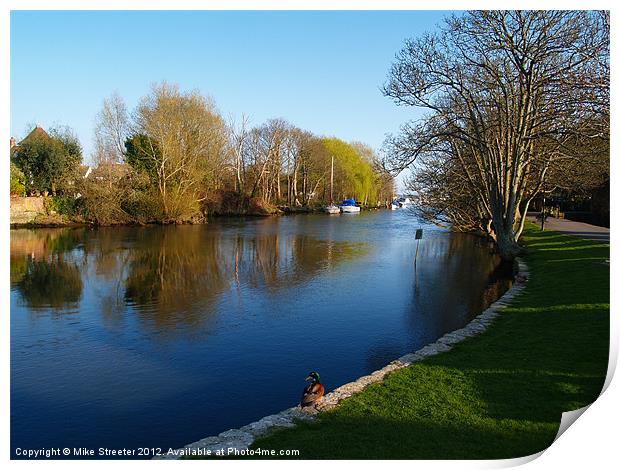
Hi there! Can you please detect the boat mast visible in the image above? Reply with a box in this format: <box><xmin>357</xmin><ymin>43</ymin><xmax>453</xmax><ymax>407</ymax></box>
<box><xmin>330</xmin><ymin>155</ymin><xmax>334</xmax><ymax>205</ymax></box>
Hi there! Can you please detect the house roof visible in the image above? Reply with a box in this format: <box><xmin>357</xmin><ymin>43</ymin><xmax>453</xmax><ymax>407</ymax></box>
<box><xmin>20</xmin><ymin>126</ymin><xmax>50</xmax><ymax>144</ymax></box>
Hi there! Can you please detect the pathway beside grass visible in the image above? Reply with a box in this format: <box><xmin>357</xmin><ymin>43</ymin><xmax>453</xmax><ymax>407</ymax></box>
<box><xmin>527</xmin><ymin>213</ymin><xmax>610</xmax><ymax>243</ymax></box>
<box><xmin>249</xmin><ymin>224</ymin><xmax>610</xmax><ymax>459</ymax></box>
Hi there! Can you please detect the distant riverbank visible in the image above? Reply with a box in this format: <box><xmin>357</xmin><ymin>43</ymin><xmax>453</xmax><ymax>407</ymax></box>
<box><xmin>10</xmin><ymin>195</ymin><xmax>389</xmax><ymax>228</ymax></box>
<box><xmin>9</xmin><ymin>194</ymin><xmax>280</xmax><ymax>227</ymax></box>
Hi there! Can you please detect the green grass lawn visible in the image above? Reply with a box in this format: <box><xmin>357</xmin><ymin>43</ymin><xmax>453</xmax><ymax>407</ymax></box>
<box><xmin>249</xmin><ymin>225</ymin><xmax>610</xmax><ymax>459</ymax></box>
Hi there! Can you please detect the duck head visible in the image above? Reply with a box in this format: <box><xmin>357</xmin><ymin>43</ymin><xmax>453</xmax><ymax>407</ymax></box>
<box><xmin>306</xmin><ymin>371</ymin><xmax>321</xmax><ymax>383</ymax></box>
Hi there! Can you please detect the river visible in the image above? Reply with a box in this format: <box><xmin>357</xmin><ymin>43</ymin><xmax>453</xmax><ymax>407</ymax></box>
<box><xmin>10</xmin><ymin>210</ymin><xmax>511</xmax><ymax>457</ymax></box>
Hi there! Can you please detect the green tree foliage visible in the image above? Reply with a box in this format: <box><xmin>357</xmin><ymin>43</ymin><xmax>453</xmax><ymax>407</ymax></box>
<box><xmin>47</xmin><ymin>195</ymin><xmax>82</xmax><ymax>218</ymax></box>
<box><xmin>10</xmin><ymin>161</ymin><xmax>26</xmax><ymax>196</ymax></box>
<box><xmin>12</xmin><ymin>127</ymin><xmax>83</xmax><ymax>196</ymax></box>
<box><xmin>16</xmin><ymin>258</ymin><xmax>82</xmax><ymax>309</ymax></box>
<box><xmin>321</xmin><ymin>138</ymin><xmax>378</xmax><ymax>205</ymax></box>
<box><xmin>124</xmin><ymin>133</ymin><xmax>159</xmax><ymax>181</ymax></box>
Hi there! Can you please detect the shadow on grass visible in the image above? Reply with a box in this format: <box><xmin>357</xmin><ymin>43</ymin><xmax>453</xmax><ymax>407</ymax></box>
<box><xmin>248</xmin><ymin>413</ymin><xmax>557</xmax><ymax>460</ymax></box>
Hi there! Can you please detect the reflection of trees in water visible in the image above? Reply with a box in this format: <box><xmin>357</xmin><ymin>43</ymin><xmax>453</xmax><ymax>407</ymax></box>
<box><xmin>420</xmin><ymin>232</ymin><xmax>511</xmax><ymax>309</ymax></box>
<box><xmin>122</xmin><ymin>226</ymin><xmax>366</xmax><ymax>332</ymax></box>
<box><xmin>10</xmin><ymin>228</ymin><xmax>84</xmax><ymax>285</ymax></box>
<box><xmin>441</xmin><ymin>234</ymin><xmax>512</xmax><ymax>313</ymax></box>
<box><xmin>10</xmin><ymin>256</ymin><xmax>28</xmax><ymax>287</ymax></box>
<box><xmin>479</xmin><ymin>261</ymin><xmax>513</xmax><ymax>309</ymax></box>
<box><xmin>11</xmin><ymin>228</ymin><xmax>84</xmax><ymax>309</ymax></box>
<box><xmin>238</xmin><ymin>233</ymin><xmax>281</xmax><ymax>288</ymax></box>
<box><xmin>16</xmin><ymin>257</ymin><xmax>82</xmax><ymax>309</ymax></box>
<box><xmin>11</xmin><ymin>224</ymin><xmax>367</xmax><ymax>330</ymax></box>
<box><xmin>76</xmin><ymin>228</ymin><xmax>135</xmax><ymax>328</ymax></box>
<box><xmin>81</xmin><ymin>228</ymin><xmax>131</xmax><ymax>282</ymax></box>
<box><xmin>406</xmin><ymin>233</ymin><xmax>512</xmax><ymax>342</ymax></box>
<box><xmin>228</xmin><ymin>233</ymin><xmax>364</xmax><ymax>290</ymax></box>
<box><xmin>363</xmin><ymin>231</ymin><xmax>512</xmax><ymax>372</ymax></box>
<box><xmin>123</xmin><ymin>227</ymin><xmax>228</xmax><ymax>329</ymax></box>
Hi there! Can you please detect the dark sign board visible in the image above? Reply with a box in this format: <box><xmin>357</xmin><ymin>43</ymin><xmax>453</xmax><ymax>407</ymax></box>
<box><xmin>415</xmin><ymin>229</ymin><xmax>423</xmax><ymax>240</ymax></box>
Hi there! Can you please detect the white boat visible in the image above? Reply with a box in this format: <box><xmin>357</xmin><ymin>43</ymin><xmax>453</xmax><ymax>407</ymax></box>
<box><xmin>340</xmin><ymin>199</ymin><xmax>361</xmax><ymax>213</ymax></box>
<box><xmin>397</xmin><ymin>197</ymin><xmax>413</xmax><ymax>207</ymax></box>
<box><xmin>324</xmin><ymin>205</ymin><xmax>340</xmax><ymax>214</ymax></box>
<box><xmin>390</xmin><ymin>200</ymin><xmax>399</xmax><ymax>210</ymax></box>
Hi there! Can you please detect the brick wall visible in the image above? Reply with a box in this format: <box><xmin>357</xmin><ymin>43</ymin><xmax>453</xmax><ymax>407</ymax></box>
<box><xmin>10</xmin><ymin>196</ymin><xmax>46</xmax><ymax>224</ymax></box>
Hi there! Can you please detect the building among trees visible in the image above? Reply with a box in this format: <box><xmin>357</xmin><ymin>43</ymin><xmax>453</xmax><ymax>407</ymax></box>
<box><xmin>10</xmin><ymin>125</ymin><xmax>83</xmax><ymax>197</ymax></box>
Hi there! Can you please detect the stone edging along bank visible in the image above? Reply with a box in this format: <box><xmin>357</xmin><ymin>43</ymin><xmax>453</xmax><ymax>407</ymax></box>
<box><xmin>155</xmin><ymin>259</ymin><xmax>529</xmax><ymax>459</ymax></box>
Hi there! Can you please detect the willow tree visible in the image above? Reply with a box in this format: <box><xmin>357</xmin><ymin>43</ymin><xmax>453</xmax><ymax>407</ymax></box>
<box><xmin>133</xmin><ymin>83</ymin><xmax>227</xmax><ymax>221</ymax></box>
<box><xmin>322</xmin><ymin>138</ymin><xmax>377</xmax><ymax>205</ymax></box>
<box><xmin>383</xmin><ymin>11</ymin><xmax>609</xmax><ymax>259</ymax></box>
<box><xmin>352</xmin><ymin>141</ymin><xmax>395</xmax><ymax>206</ymax></box>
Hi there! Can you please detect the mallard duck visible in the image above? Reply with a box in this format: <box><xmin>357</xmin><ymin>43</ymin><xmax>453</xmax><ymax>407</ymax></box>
<box><xmin>300</xmin><ymin>371</ymin><xmax>325</xmax><ymax>407</ymax></box>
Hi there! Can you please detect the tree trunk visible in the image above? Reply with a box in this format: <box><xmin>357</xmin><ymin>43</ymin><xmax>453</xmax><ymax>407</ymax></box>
<box><xmin>293</xmin><ymin>165</ymin><xmax>299</xmax><ymax>205</ymax></box>
<box><xmin>493</xmin><ymin>217</ymin><xmax>523</xmax><ymax>260</ymax></box>
<box><xmin>514</xmin><ymin>197</ymin><xmax>532</xmax><ymax>242</ymax></box>
<box><xmin>302</xmin><ymin>167</ymin><xmax>307</xmax><ymax>206</ymax></box>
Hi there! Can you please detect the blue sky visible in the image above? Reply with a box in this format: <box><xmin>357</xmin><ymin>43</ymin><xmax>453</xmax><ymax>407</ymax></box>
<box><xmin>11</xmin><ymin>10</ymin><xmax>450</xmax><ymax>164</ymax></box>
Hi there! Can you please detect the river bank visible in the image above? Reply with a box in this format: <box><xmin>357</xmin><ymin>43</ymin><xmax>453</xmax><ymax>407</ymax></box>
<box><xmin>9</xmin><ymin>194</ymin><xmax>282</xmax><ymax>228</ymax></box>
<box><xmin>186</xmin><ymin>223</ymin><xmax>609</xmax><ymax>459</ymax></box>
<box><xmin>9</xmin><ymin>195</ymin><xmax>389</xmax><ymax>228</ymax></box>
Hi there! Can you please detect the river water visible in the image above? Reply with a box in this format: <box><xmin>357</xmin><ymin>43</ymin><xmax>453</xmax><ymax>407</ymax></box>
<box><xmin>10</xmin><ymin>210</ymin><xmax>511</xmax><ymax>457</ymax></box>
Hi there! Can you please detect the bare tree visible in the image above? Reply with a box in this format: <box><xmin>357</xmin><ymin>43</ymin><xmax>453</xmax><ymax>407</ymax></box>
<box><xmin>246</xmin><ymin>119</ymin><xmax>289</xmax><ymax>201</ymax></box>
<box><xmin>383</xmin><ymin>10</ymin><xmax>609</xmax><ymax>259</ymax></box>
<box><xmin>133</xmin><ymin>82</ymin><xmax>227</xmax><ymax>221</ymax></box>
<box><xmin>93</xmin><ymin>91</ymin><xmax>129</xmax><ymax>165</ymax></box>
<box><xmin>226</xmin><ymin>114</ymin><xmax>250</xmax><ymax>194</ymax></box>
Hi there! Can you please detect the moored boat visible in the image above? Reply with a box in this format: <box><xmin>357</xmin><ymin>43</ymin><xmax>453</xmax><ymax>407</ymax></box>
<box><xmin>340</xmin><ymin>199</ymin><xmax>361</xmax><ymax>213</ymax></box>
<box><xmin>397</xmin><ymin>196</ymin><xmax>413</xmax><ymax>207</ymax></box>
<box><xmin>324</xmin><ymin>205</ymin><xmax>341</xmax><ymax>214</ymax></box>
